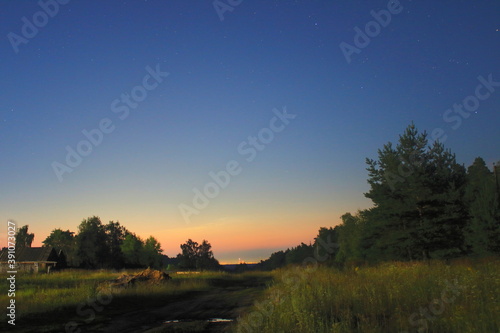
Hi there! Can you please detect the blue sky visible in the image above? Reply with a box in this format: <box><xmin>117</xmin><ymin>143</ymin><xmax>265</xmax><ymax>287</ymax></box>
<box><xmin>1</xmin><ymin>0</ymin><xmax>499</xmax><ymax>263</ymax></box>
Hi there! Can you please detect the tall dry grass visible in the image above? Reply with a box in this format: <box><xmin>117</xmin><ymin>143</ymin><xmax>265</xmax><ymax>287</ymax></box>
<box><xmin>237</xmin><ymin>258</ymin><xmax>500</xmax><ymax>333</ymax></box>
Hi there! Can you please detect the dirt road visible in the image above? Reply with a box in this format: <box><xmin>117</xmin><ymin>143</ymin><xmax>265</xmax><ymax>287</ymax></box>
<box><xmin>80</xmin><ymin>275</ymin><xmax>272</xmax><ymax>333</ymax></box>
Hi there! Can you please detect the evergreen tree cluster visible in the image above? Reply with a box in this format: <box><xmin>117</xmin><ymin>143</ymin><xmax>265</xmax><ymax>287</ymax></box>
<box><xmin>258</xmin><ymin>228</ymin><xmax>340</xmax><ymax>270</ymax></box>
<box><xmin>261</xmin><ymin>124</ymin><xmax>499</xmax><ymax>268</ymax></box>
<box><xmin>15</xmin><ymin>124</ymin><xmax>498</xmax><ymax>270</ymax></box>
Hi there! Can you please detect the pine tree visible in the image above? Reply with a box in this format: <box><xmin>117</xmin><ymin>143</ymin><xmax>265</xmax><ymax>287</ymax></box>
<box><xmin>464</xmin><ymin>157</ymin><xmax>500</xmax><ymax>255</ymax></box>
<box><xmin>364</xmin><ymin>124</ymin><xmax>467</xmax><ymax>260</ymax></box>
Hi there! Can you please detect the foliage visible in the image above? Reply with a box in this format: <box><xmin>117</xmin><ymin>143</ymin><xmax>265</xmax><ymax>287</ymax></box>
<box><xmin>41</xmin><ymin>217</ymin><xmax>166</xmax><ymax>269</ymax></box>
<box><xmin>464</xmin><ymin>158</ymin><xmax>500</xmax><ymax>254</ymax></box>
<box><xmin>178</xmin><ymin>239</ymin><xmax>220</xmax><ymax>270</ymax></box>
<box><xmin>364</xmin><ymin>123</ymin><xmax>468</xmax><ymax>260</ymax></box>
<box><xmin>313</xmin><ymin>226</ymin><xmax>340</xmax><ymax>265</ymax></box>
<box><xmin>104</xmin><ymin>221</ymin><xmax>127</xmax><ymax>268</ymax></box>
<box><xmin>142</xmin><ymin>236</ymin><xmax>163</xmax><ymax>268</ymax></box>
<box><xmin>120</xmin><ymin>232</ymin><xmax>144</xmax><ymax>267</ymax></box>
<box><xmin>258</xmin><ymin>124</ymin><xmax>498</xmax><ymax>271</ymax></box>
<box><xmin>15</xmin><ymin>225</ymin><xmax>34</xmax><ymax>248</ymax></box>
<box><xmin>42</xmin><ymin>229</ymin><xmax>77</xmax><ymax>266</ymax></box>
<box><xmin>259</xmin><ymin>227</ymin><xmax>341</xmax><ymax>270</ymax></box>
<box><xmin>76</xmin><ymin>216</ymin><xmax>109</xmax><ymax>268</ymax></box>
<box><xmin>335</xmin><ymin>212</ymin><xmax>364</xmax><ymax>263</ymax></box>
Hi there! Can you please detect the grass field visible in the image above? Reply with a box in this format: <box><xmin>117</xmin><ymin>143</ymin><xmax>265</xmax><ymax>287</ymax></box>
<box><xmin>0</xmin><ymin>269</ymin><xmax>272</xmax><ymax>332</ymax></box>
<box><xmin>236</xmin><ymin>258</ymin><xmax>500</xmax><ymax>333</ymax></box>
<box><xmin>2</xmin><ymin>259</ymin><xmax>498</xmax><ymax>332</ymax></box>
<box><xmin>0</xmin><ymin>269</ymin><xmax>209</xmax><ymax>320</ymax></box>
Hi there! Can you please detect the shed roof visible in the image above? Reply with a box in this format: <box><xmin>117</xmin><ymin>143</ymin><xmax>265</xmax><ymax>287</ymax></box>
<box><xmin>0</xmin><ymin>246</ymin><xmax>59</xmax><ymax>263</ymax></box>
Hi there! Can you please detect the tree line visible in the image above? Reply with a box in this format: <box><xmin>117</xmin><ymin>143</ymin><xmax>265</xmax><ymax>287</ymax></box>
<box><xmin>13</xmin><ymin>124</ymin><xmax>498</xmax><ymax>270</ymax></box>
<box><xmin>14</xmin><ymin>217</ymin><xmax>220</xmax><ymax>270</ymax></box>
<box><xmin>259</xmin><ymin>124</ymin><xmax>499</xmax><ymax>269</ymax></box>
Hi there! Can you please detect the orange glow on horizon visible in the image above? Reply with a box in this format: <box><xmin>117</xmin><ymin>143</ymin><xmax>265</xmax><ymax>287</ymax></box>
<box><xmin>2</xmin><ymin>202</ymin><xmax>366</xmax><ymax>264</ymax></box>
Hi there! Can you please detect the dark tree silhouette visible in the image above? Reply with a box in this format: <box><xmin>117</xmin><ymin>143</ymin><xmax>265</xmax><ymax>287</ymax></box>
<box><xmin>364</xmin><ymin>123</ymin><xmax>467</xmax><ymax>260</ymax></box>
<box><xmin>76</xmin><ymin>216</ymin><xmax>108</xmax><ymax>268</ymax></box>
<box><xmin>104</xmin><ymin>221</ymin><xmax>127</xmax><ymax>268</ymax></box>
<box><xmin>464</xmin><ymin>157</ymin><xmax>500</xmax><ymax>255</ymax></box>
<box><xmin>43</xmin><ymin>229</ymin><xmax>77</xmax><ymax>266</ymax></box>
<box><xmin>15</xmin><ymin>225</ymin><xmax>34</xmax><ymax>249</ymax></box>
<box><xmin>179</xmin><ymin>239</ymin><xmax>219</xmax><ymax>270</ymax></box>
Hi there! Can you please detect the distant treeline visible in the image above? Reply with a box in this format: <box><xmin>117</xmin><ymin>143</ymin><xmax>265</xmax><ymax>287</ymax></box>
<box><xmin>258</xmin><ymin>124</ymin><xmax>499</xmax><ymax>270</ymax></box>
<box><xmin>13</xmin><ymin>124</ymin><xmax>499</xmax><ymax>271</ymax></box>
<box><xmin>15</xmin><ymin>218</ymin><xmax>219</xmax><ymax>270</ymax></box>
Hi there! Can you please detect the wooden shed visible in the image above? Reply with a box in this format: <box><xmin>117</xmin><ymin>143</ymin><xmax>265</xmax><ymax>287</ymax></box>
<box><xmin>0</xmin><ymin>246</ymin><xmax>64</xmax><ymax>273</ymax></box>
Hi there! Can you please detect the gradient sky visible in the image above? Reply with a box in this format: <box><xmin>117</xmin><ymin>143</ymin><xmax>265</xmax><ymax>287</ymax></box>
<box><xmin>1</xmin><ymin>0</ymin><xmax>499</xmax><ymax>263</ymax></box>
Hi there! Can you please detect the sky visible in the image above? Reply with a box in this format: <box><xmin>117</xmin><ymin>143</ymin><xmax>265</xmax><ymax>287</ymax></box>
<box><xmin>0</xmin><ymin>0</ymin><xmax>499</xmax><ymax>264</ymax></box>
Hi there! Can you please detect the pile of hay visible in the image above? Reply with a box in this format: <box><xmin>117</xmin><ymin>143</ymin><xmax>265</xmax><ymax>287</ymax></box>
<box><xmin>101</xmin><ymin>268</ymin><xmax>172</xmax><ymax>290</ymax></box>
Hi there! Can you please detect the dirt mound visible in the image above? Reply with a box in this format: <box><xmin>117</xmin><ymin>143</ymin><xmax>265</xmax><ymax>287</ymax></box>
<box><xmin>134</xmin><ymin>268</ymin><xmax>172</xmax><ymax>282</ymax></box>
<box><xmin>102</xmin><ymin>268</ymin><xmax>172</xmax><ymax>290</ymax></box>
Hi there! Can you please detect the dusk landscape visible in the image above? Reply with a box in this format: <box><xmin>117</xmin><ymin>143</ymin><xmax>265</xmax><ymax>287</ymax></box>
<box><xmin>1</xmin><ymin>1</ymin><xmax>499</xmax><ymax>332</ymax></box>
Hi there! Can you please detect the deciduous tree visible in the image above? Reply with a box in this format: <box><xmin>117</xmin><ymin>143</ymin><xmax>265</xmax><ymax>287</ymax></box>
<box><xmin>142</xmin><ymin>236</ymin><xmax>163</xmax><ymax>268</ymax></box>
<box><xmin>121</xmin><ymin>232</ymin><xmax>143</xmax><ymax>267</ymax></box>
<box><xmin>104</xmin><ymin>221</ymin><xmax>127</xmax><ymax>268</ymax></box>
<box><xmin>76</xmin><ymin>216</ymin><xmax>108</xmax><ymax>268</ymax></box>
<box><xmin>15</xmin><ymin>225</ymin><xmax>34</xmax><ymax>249</ymax></box>
<box><xmin>43</xmin><ymin>228</ymin><xmax>77</xmax><ymax>266</ymax></box>
<box><xmin>178</xmin><ymin>239</ymin><xmax>219</xmax><ymax>270</ymax></box>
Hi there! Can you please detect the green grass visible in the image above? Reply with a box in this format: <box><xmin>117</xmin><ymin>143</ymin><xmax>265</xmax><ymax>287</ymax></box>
<box><xmin>0</xmin><ymin>268</ymin><xmax>273</xmax><ymax>332</ymax></box>
<box><xmin>5</xmin><ymin>262</ymin><xmax>496</xmax><ymax>332</ymax></box>
<box><xmin>1</xmin><ymin>269</ymin><xmax>117</xmax><ymax>319</ymax></box>
<box><xmin>236</xmin><ymin>258</ymin><xmax>500</xmax><ymax>333</ymax></box>
<box><xmin>0</xmin><ymin>269</ymin><xmax>269</xmax><ymax>325</ymax></box>
<box><xmin>0</xmin><ymin>269</ymin><xmax>213</xmax><ymax>323</ymax></box>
